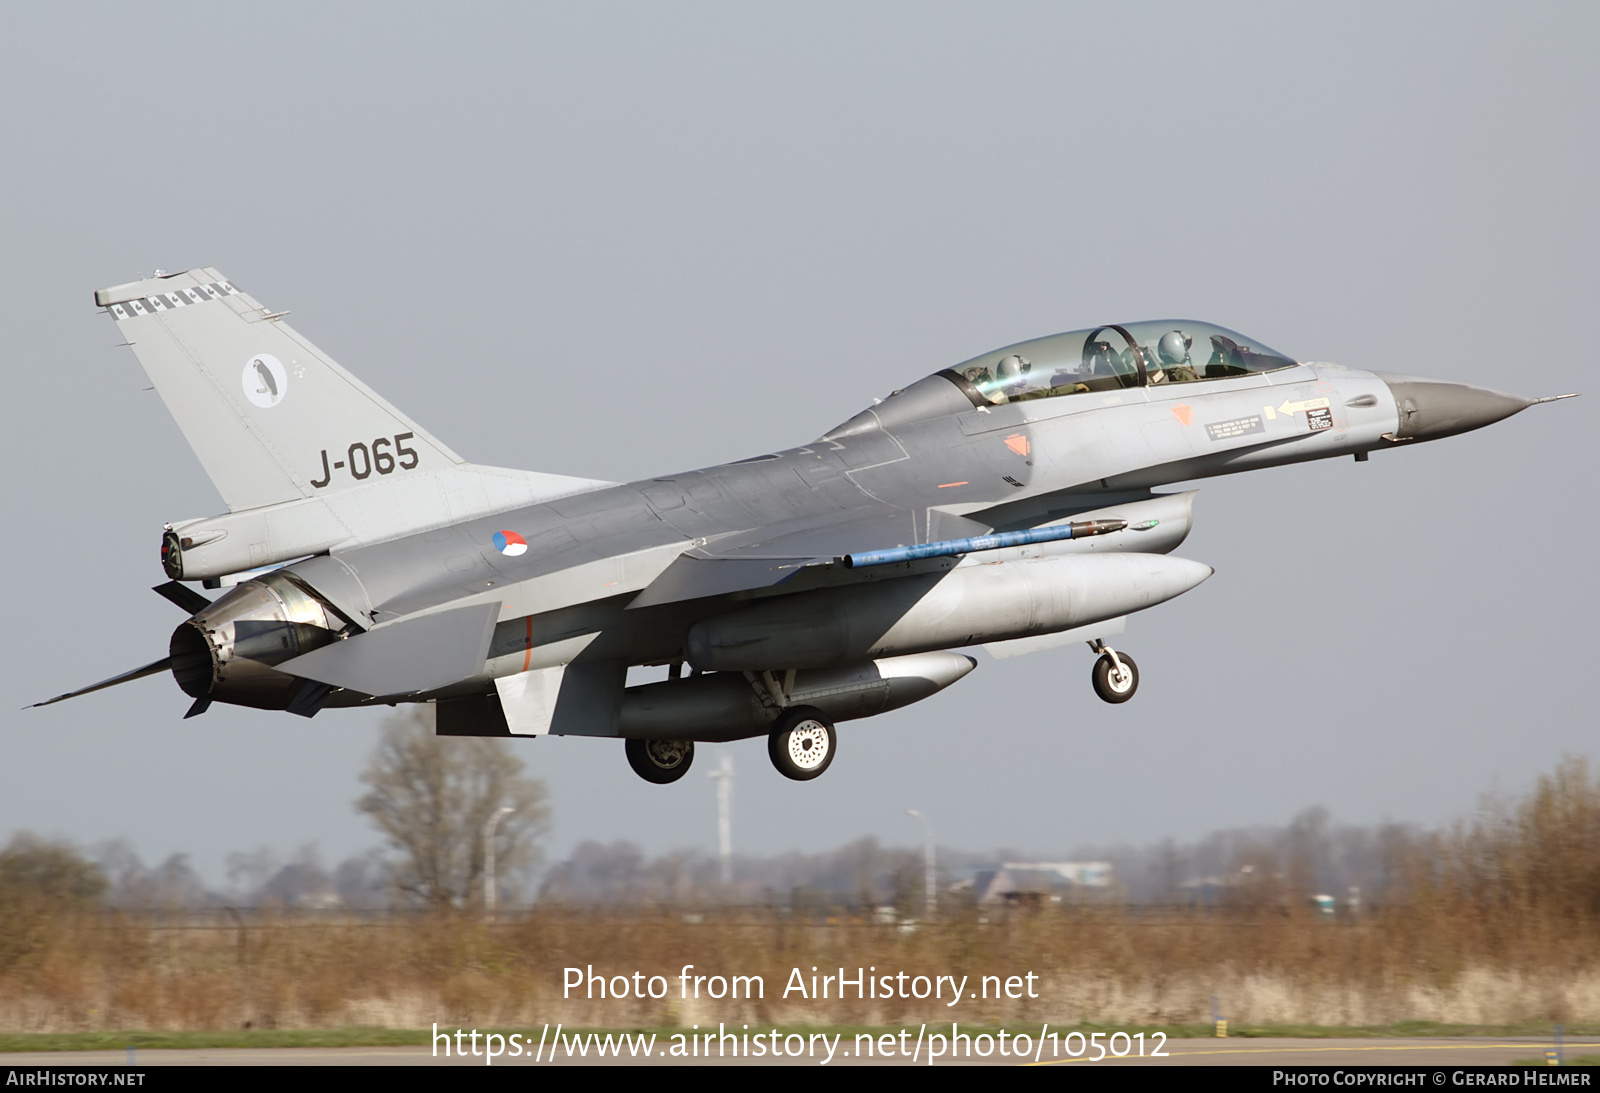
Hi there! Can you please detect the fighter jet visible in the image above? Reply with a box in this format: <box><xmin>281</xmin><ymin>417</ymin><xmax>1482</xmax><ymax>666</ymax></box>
<box><xmin>34</xmin><ymin>269</ymin><xmax>1576</xmax><ymax>784</ymax></box>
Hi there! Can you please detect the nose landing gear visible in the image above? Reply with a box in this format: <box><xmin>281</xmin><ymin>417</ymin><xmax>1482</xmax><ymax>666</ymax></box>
<box><xmin>1088</xmin><ymin>639</ymin><xmax>1139</xmax><ymax>703</ymax></box>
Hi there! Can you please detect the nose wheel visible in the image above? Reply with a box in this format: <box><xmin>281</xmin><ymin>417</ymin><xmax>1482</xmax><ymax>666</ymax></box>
<box><xmin>1088</xmin><ymin>640</ymin><xmax>1139</xmax><ymax>704</ymax></box>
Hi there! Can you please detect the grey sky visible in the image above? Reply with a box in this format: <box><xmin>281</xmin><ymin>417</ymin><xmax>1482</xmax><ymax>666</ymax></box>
<box><xmin>2</xmin><ymin>3</ymin><xmax>1594</xmax><ymax>882</ymax></box>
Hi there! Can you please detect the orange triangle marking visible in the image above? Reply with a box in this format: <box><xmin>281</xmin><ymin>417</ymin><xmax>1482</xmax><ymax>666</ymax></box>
<box><xmin>1004</xmin><ymin>433</ymin><xmax>1030</xmax><ymax>456</ymax></box>
<box><xmin>1171</xmin><ymin>404</ymin><xmax>1193</xmax><ymax>427</ymax></box>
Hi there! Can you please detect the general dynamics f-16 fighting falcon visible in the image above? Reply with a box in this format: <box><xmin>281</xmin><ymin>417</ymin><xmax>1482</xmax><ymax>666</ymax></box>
<box><xmin>34</xmin><ymin>269</ymin><xmax>1576</xmax><ymax>783</ymax></box>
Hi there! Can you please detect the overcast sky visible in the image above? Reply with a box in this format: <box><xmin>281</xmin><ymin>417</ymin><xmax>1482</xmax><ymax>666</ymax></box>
<box><xmin>2</xmin><ymin>3</ymin><xmax>1594</xmax><ymax>882</ymax></box>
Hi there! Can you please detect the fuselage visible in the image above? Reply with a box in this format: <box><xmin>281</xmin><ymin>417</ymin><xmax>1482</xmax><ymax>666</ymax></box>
<box><xmin>173</xmin><ymin>314</ymin><xmax>1539</xmax><ymax>719</ymax></box>
<box><xmin>184</xmin><ymin>357</ymin><xmax>1393</xmax><ymax>707</ymax></box>
<box><xmin>46</xmin><ymin>275</ymin><xmax>1557</xmax><ymax>756</ymax></box>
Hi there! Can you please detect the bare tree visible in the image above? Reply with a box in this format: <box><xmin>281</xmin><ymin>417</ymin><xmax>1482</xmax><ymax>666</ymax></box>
<box><xmin>94</xmin><ymin>840</ymin><xmax>208</xmax><ymax>910</ymax></box>
<box><xmin>356</xmin><ymin>707</ymin><xmax>550</xmax><ymax>909</ymax></box>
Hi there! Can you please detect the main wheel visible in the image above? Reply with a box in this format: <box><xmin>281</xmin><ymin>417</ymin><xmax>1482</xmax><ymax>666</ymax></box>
<box><xmin>1091</xmin><ymin>652</ymin><xmax>1139</xmax><ymax>704</ymax></box>
<box><xmin>626</xmin><ymin>737</ymin><xmax>695</xmax><ymax>784</ymax></box>
<box><xmin>768</xmin><ymin>707</ymin><xmax>836</xmax><ymax>781</ymax></box>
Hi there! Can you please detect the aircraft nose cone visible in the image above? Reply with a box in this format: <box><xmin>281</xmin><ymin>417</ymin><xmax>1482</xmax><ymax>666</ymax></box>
<box><xmin>1374</xmin><ymin>373</ymin><xmax>1533</xmax><ymax>442</ymax></box>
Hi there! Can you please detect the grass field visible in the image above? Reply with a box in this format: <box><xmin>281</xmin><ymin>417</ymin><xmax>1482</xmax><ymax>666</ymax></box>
<box><xmin>1</xmin><ymin>906</ymin><xmax>1599</xmax><ymax>1032</ymax></box>
<box><xmin>4</xmin><ymin>759</ymin><xmax>1600</xmax><ymax>1035</ymax></box>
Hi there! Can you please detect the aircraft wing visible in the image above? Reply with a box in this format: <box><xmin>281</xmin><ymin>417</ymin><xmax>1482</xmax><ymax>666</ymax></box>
<box><xmin>626</xmin><ymin>554</ymin><xmax>822</xmax><ymax>608</ymax></box>
<box><xmin>627</xmin><ymin>506</ymin><xmax>988</xmax><ymax>609</ymax></box>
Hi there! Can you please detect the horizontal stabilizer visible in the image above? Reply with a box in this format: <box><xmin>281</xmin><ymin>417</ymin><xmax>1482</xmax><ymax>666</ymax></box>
<box><xmin>276</xmin><ymin>603</ymin><xmax>499</xmax><ymax>697</ymax></box>
<box><xmin>30</xmin><ymin>657</ymin><xmax>172</xmax><ymax>708</ymax></box>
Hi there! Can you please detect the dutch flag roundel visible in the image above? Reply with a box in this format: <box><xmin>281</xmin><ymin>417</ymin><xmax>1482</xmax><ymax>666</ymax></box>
<box><xmin>492</xmin><ymin>530</ymin><xmax>528</xmax><ymax>557</ymax></box>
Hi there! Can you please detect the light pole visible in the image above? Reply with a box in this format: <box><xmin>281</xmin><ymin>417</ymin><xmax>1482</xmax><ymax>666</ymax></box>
<box><xmin>709</xmin><ymin>754</ymin><xmax>734</xmax><ymax>885</ymax></box>
<box><xmin>906</xmin><ymin>809</ymin><xmax>935</xmax><ymax>919</ymax></box>
<box><xmin>483</xmin><ymin>805</ymin><xmax>514</xmax><ymax>919</ymax></box>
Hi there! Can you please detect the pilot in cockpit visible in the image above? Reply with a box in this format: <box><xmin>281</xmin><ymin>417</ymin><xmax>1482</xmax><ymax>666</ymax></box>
<box><xmin>1151</xmin><ymin>329</ymin><xmax>1198</xmax><ymax>383</ymax></box>
<box><xmin>959</xmin><ymin>364</ymin><xmax>999</xmax><ymax>402</ymax></box>
<box><xmin>994</xmin><ymin>354</ymin><xmax>1034</xmax><ymax>397</ymax></box>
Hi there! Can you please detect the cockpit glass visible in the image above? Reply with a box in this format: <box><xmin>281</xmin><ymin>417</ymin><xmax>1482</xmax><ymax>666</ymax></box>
<box><xmin>945</xmin><ymin>320</ymin><xmax>1297</xmax><ymax>406</ymax></box>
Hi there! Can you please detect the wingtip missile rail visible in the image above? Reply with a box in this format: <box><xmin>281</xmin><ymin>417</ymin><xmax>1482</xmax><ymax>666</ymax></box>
<box><xmin>839</xmin><ymin>519</ymin><xmax>1132</xmax><ymax>569</ymax></box>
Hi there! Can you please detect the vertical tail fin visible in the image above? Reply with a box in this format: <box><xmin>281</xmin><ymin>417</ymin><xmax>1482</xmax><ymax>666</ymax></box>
<box><xmin>97</xmin><ymin>269</ymin><xmax>462</xmax><ymax>512</ymax></box>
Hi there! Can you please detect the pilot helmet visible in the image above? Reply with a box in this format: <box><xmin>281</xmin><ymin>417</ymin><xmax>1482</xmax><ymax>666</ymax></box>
<box><xmin>995</xmin><ymin>354</ymin><xmax>1032</xmax><ymax>383</ymax></box>
<box><xmin>1157</xmin><ymin>330</ymin><xmax>1193</xmax><ymax>366</ymax></box>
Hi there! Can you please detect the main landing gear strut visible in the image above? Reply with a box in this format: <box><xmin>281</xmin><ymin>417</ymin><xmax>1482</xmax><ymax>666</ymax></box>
<box><xmin>746</xmin><ymin>670</ymin><xmax>839</xmax><ymax>781</ymax></box>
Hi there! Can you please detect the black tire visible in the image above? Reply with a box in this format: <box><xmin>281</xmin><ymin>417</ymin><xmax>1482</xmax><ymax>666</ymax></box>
<box><xmin>625</xmin><ymin>737</ymin><xmax>695</xmax><ymax>784</ymax></box>
<box><xmin>1091</xmin><ymin>652</ymin><xmax>1139</xmax><ymax>704</ymax></box>
<box><xmin>768</xmin><ymin>707</ymin><xmax>836</xmax><ymax>781</ymax></box>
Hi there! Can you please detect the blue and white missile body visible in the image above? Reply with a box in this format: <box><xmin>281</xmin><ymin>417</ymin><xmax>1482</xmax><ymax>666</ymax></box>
<box><xmin>841</xmin><ymin>518</ymin><xmax>1135</xmax><ymax>568</ymax></box>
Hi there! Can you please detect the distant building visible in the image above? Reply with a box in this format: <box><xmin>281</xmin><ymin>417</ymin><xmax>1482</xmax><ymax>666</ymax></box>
<box><xmin>968</xmin><ymin>861</ymin><xmax>1115</xmax><ymax>905</ymax></box>
<box><xmin>1175</xmin><ymin>875</ymin><xmax>1236</xmax><ymax>904</ymax></box>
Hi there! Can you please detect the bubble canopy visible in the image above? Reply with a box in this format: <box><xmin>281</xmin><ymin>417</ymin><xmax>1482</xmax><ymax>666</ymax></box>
<box><xmin>825</xmin><ymin>321</ymin><xmax>1301</xmax><ymax>438</ymax></box>
<box><xmin>945</xmin><ymin>320</ymin><xmax>1297</xmax><ymax>406</ymax></box>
